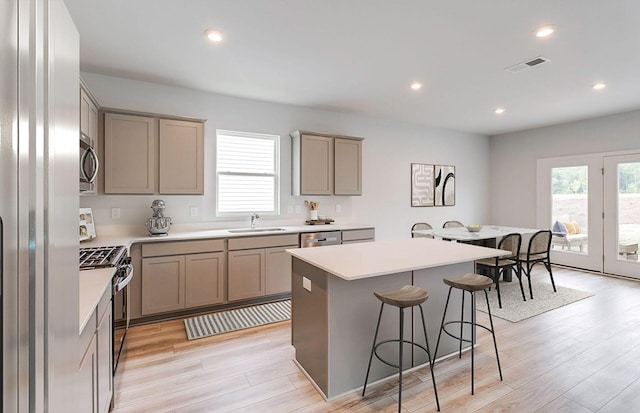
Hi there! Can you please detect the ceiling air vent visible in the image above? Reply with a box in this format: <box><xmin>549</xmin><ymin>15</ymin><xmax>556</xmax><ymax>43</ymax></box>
<box><xmin>505</xmin><ymin>56</ymin><xmax>551</xmax><ymax>73</ymax></box>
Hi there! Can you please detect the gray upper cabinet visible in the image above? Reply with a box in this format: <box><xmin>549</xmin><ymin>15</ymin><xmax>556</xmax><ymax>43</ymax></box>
<box><xmin>104</xmin><ymin>113</ymin><xmax>156</xmax><ymax>194</ymax></box>
<box><xmin>334</xmin><ymin>138</ymin><xmax>362</xmax><ymax>195</ymax></box>
<box><xmin>159</xmin><ymin>119</ymin><xmax>204</xmax><ymax>194</ymax></box>
<box><xmin>104</xmin><ymin>111</ymin><xmax>205</xmax><ymax>195</ymax></box>
<box><xmin>291</xmin><ymin>131</ymin><xmax>363</xmax><ymax>196</ymax></box>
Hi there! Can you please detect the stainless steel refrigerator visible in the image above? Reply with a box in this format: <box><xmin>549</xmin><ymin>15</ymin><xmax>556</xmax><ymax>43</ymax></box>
<box><xmin>2</xmin><ymin>0</ymin><xmax>80</xmax><ymax>411</ymax></box>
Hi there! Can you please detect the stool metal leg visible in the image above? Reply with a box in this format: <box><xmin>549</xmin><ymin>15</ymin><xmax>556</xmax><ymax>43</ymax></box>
<box><xmin>362</xmin><ymin>302</ymin><xmax>385</xmax><ymax>396</ymax></box>
<box><xmin>433</xmin><ymin>286</ymin><xmax>453</xmax><ymax>362</ymax></box>
<box><xmin>418</xmin><ymin>305</ymin><xmax>440</xmax><ymax>411</ymax></box>
<box><xmin>459</xmin><ymin>290</ymin><xmax>466</xmax><ymax>358</ymax></box>
<box><xmin>484</xmin><ymin>290</ymin><xmax>503</xmax><ymax>381</ymax></box>
<box><xmin>398</xmin><ymin>307</ymin><xmax>404</xmax><ymax>413</ymax></box>
<box><xmin>471</xmin><ymin>291</ymin><xmax>476</xmax><ymax>395</ymax></box>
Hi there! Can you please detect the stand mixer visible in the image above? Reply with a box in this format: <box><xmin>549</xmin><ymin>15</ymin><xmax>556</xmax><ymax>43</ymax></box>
<box><xmin>145</xmin><ymin>199</ymin><xmax>172</xmax><ymax>237</ymax></box>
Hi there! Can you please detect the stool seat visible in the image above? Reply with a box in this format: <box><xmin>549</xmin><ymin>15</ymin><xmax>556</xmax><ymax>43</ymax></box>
<box><xmin>374</xmin><ymin>285</ymin><xmax>429</xmax><ymax>308</ymax></box>
<box><xmin>443</xmin><ymin>273</ymin><xmax>492</xmax><ymax>292</ymax></box>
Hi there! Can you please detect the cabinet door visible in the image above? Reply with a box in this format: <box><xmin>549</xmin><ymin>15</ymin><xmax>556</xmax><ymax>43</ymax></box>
<box><xmin>228</xmin><ymin>249</ymin><xmax>266</xmax><ymax>301</ymax></box>
<box><xmin>334</xmin><ymin>138</ymin><xmax>362</xmax><ymax>195</ymax></box>
<box><xmin>104</xmin><ymin>113</ymin><xmax>156</xmax><ymax>194</ymax></box>
<box><xmin>159</xmin><ymin>119</ymin><xmax>204</xmax><ymax>194</ymax></box>
<box><xmin>141</xmin><ymin>256</ymin><xmax>186</xmax><ymax>315</ymax></box>
<box><xmin>265</xmin><ymin>246</ymin><xmax>295</xmax><ymax>295</ymax></box>
<box><xmin>96</xmin><ymin>303</ymin><xmax>113</xmax><ymax>413</ymax></box>
<box><xmin>78</xmin><ymin>335</ymin><xmax>98</xmax><ymax>413</ymax></box>
<box><xmin>301</xmin><ymin>134</ymin><xmax>334</xmax><ymax>195</ymax></box>
<box><xmin>88</xmin><ymin>98</ymin><xmax>99</xmax><ymax>142</ymax></box>
<box><xmin>185</xmin><ymin>252</ymin><xmax>226</xmax><ymax>308</ymax></box>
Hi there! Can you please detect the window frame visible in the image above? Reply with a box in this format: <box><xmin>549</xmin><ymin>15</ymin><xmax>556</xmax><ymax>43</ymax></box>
<box><xmin>215</xmin><ymin>129</ymin><xmax>280</xmax><ymax>217</ymax></box>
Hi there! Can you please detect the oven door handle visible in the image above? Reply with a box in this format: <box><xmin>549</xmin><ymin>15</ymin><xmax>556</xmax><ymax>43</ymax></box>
<box><xmin>114</xmin><ymin>264</ymin><xmax>134</xmax><ymax>292</ymax></box>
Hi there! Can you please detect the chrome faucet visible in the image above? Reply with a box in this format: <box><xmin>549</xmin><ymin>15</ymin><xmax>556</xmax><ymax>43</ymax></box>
<box><xmin>250</xmin><ymin>212</ymin><xmax>260</xmax><ymax>229</ymax></box>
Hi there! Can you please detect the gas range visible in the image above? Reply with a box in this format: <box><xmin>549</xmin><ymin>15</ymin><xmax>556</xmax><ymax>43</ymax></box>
<box><xmin>79</xmin><ymin>245</ymin><xmax>127</xmax><ymax>270</ymax></box>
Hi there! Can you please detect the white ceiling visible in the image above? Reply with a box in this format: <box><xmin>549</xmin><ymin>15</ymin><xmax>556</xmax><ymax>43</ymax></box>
<box><xmin>65</xmin><ymin>0</ymin><xmax>640</xmax><ymax>135</ymax></box>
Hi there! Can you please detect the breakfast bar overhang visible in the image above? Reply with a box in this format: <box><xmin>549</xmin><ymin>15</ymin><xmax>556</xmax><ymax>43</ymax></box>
<box><xmin>286</xmin><ymin>238</ymin><xmax>509</xmax><ymax>400</ymax></box>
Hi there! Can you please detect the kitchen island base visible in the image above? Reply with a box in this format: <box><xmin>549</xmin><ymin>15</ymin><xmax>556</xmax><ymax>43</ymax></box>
<box><xmin>291</xmin><ymin>257</ymin><xmax>473</xmax><ymax>399</ymax></box>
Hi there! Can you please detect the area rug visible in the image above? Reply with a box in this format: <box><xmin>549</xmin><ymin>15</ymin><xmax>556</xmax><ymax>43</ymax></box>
<box><xmin>184</xmin><ymin>300</ymin><xmax>291</xmax><ymax>340</ymax></box>
<box><xmin>476</xmin><ymin>281</ymin><xmax>593</xmax><ymax>323</ymax></box>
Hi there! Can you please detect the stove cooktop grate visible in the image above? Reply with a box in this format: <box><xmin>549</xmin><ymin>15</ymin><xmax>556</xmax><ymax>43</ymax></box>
<box><xmin>79</xmin><ymin>245</ymin><xmax>127</xmax><ymax>269</ymax></box>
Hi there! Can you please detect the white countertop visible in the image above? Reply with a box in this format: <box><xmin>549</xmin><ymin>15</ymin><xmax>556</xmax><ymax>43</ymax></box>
<box><xmin>430</xmin><ymin>225</ymin><xmax>539</xmax><ymax>241</ymax></box>
<box><xmin>286</xmin><ymin>238</ymin><xmax>510</xmax><ymax>280</ymax></box>
<box><xmin>79</xmin><ymin>267</ymin><xmax>115</xmax><ymax>334</ymax></box>
<box><xmin>79</xmin><ymin>223</ymin><xmax>374</xmax><ymax>250</ymax></box>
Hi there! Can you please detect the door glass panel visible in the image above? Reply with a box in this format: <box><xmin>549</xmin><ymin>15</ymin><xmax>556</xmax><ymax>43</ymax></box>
<box><xmin>551</xmin><ymin>166</ymin><xmax>588</xmax><ymax>254</ymax></box>
<box><xmin>617</xmin><ymin>162</ymin><xmax>640</xmax><ymax>262</ymax></box>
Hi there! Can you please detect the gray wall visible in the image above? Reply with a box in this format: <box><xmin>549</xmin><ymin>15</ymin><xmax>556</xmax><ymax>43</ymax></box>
<box><xmin>81</xmin><ymin>73</ymin><xmax>490</xmax><ymax>240</ymax></box>
<box><xmin>489</xmin><ymin>109</ymin><xmax>640</xmax><ymax>228</ymax></box>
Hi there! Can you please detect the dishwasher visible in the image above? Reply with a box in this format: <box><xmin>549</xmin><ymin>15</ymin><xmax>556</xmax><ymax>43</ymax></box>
<box><xmin>300</xmin><ymin>230</ymin><xmax>342</xmax><ymax>247</ymax></box>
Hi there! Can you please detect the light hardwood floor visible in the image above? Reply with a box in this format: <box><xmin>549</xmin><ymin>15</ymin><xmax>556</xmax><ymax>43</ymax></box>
<box><xmin>111</xmin><ymin>266</ymin><xmax>640</xmax><ymax>412</ymax></box>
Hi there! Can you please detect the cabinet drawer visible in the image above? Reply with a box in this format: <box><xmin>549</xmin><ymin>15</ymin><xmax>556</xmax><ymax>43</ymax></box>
<box><xmin>228</xmin><ymin>234</ymin><xmax>299</xmax><ymax>251</ymax></box>
<box><xmin>97</xmin><ymin>286</ymin><xmax>112</xmax><ymax>323</ymax></box>
<box><xmin>142</xmin><ymin>239</ymin><xmax>225</xmax><ymax>257</ymax></box>
<box><xmin>341</xmin><ymin>228</ymin><xmax>375</xmax><ymax>242</ymax></box>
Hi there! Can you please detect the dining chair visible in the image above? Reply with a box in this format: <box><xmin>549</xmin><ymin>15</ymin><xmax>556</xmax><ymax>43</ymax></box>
<box><xmin>518</xmin><ymin>230</ymin><xmax>556</xmax><ymax>299</ymax></box>
<box><xmin>411</xmin><ymin>222</ymin><xmax>434</xmax><ymax>238</ymax></box>
<box><xmin>443</xmin><ymin>220</ymin><xmax>464</xmax><ymax>228</ymax></box>
<box><xmin>475</xmin><ymin>233</ymin><xmax>524</xmax><ymax>308</ymax></box>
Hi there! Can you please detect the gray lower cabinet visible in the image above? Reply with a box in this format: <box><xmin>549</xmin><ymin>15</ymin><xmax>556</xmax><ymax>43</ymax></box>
<box><xmin>79</xmin><ymin>288</ymin><xmax>112</xmax><ymax>413</ymax></box>
<box><xmin>185</xmin><ymin>252</ymin><xmax>225</xmax><ymax>307</ymax></box>
<box><xmin>228</xmin><ymin>234</ymin><xmax>299</xmax><ymax>301</ymax></box>
<box><xmin>96</xmin><ymin>301</ymin><xmax>113</xmax><ymax>413</ymax></box>
<box><xmin>78</xmin><ymin>334</ymin><xmax>97</xmax><ymax>413</ymax></box>
<box><xmin>228</xmin><ymin>249</ymin><xmax>266</xmax><ymax>301</ymax></box>
<box><xmin>341</xmin><ymin>228</ymin><xmax>375</xmax><ymax>244</ymax></box>
<box><xmin>265</xmin><ymin>246</ymin><xmax>293</xmax><ymax>295</ymax></box>
<box><xmin>141</xmin><ymin>239</ymin><xmax>226</xmax><ymax>316</ymax></box>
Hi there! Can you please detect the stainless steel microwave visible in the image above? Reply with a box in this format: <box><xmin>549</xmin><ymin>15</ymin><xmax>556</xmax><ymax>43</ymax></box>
<box><xmin>80</xmin><ymin>132</ymin><xmax>98</xmax><ymax>193</ymax></box>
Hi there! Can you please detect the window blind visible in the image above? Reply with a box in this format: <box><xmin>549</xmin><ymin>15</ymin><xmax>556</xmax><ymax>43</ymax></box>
<box><xmin>216</xmin><ymin>130</ymin><xmax>279</xmax><ymax>215</ymax></box>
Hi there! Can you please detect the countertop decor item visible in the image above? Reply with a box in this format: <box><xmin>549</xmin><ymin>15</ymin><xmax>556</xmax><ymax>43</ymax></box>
<box><xmin>304</xmin><ymin>200</ymin><xmax>319</xmax><ymax>220</ymax></box>
<box><xmin>145</xmin><ymin>199</ymin><xmax>172</xmax><ymax>237</ymax></box>
<box><xmin>466</xmin><ymin>224</ymin><xmax>482</xmax><ymax>232</ymax></box>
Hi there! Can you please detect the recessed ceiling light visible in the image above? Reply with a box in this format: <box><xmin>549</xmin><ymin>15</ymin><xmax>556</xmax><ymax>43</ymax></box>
<box><xmin>593</xmin><ymin>82</ymin><xmax>607</xmax><ymax>90</ymax></box>
<box><xmin>410</xmin><ymin>82</ymin><xmax>423</xmax><ymax>91</ymax></box>
<box><xmin>535</xmin><ymin>25</ymin><xmax>555</xmax><ymax>38</ymax></box>
<box><xmin>205</xmin><ymin>29</ymin><xmax>223</xmax><ymax>43</ymax></box>
<box><xmin>494</xmin><ymin>107</ymin><xmax>505</xmax><ymax>115</ymax></box>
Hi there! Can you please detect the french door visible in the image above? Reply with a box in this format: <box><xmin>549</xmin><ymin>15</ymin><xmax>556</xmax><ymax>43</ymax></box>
<box><xmin>603</xmin><ymin>153</ymin><xmax>640</xmax><ymax>277</ymax></box>
<box><xmin>537</xmin><ymin>152</ymin><xmax>640</xmax><ymax>278</ymax></box>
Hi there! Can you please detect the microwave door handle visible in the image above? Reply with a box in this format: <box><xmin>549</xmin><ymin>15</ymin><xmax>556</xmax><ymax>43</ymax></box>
<box><xmin>85</xmin><ymin>146</ymin><xmax>99</xmax><ymax>183</ymax></box>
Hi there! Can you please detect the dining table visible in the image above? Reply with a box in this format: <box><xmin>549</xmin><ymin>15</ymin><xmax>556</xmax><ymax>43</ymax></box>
<box><xmin>413</xmin><ymin>225</ymin><xmax>540</xmax><ymax>281</ymax></box>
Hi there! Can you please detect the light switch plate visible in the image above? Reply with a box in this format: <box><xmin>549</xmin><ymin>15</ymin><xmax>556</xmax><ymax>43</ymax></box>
<box><xmin>111</xmin><ymin>207</ymin><xmax>120</xmax><ymax>219</ymax></box>
<box><xmin>302</xmin><ymin>276</ymin><xmax>312</xmax><ymax>292</ymax></box>
<box><xmin>190</xmin><ymin>206</ymin><xmax>199</xmax><ymax>217</ymax></box>
<box><xmin>287</xmin><ymin>206</ymin><xmax>293</xmax><ymax>214</ymax></box>
<box><xmin>335</xmin><ymin>204</ymin><xmax>342</xmax><ymax>213</ymax></box>
<box><xmin>295</xmin><ymin>205</ymin><xmax>301</xmax><ymax>214</ymax></box>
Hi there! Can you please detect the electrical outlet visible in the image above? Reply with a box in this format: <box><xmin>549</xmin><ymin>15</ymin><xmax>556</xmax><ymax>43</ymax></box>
<box><xmin>189</xmin><ymin>206</ymin><xmax>198</xmax><ymax>217</ymax></box>
<box><xmin>111</xmin><ymin>207</ymin><xmax>120</xmax><ymax>219</ymax></box>
<box><xmin>335</xmin><ymin>204</ymin><xmax>342</xmax><ymax>213</ymax></box>
<box><xmin>303</xmin><ymin>276</ymin><xmax>312</xmax><ymax>292</ymax></box>
<box><xmin>295</xmin><ymin>205</ymin><xmax>301</xmax><ymax>214</ymax></box>
<box><xmin>287</xmin><ymin>206</ymin><xmax>293</xmax><ymax>214</ymax></box>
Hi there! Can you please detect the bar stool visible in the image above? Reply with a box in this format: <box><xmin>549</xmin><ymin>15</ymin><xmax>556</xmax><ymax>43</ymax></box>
<box><xmin>362</xmin><ymin>285</ymin><xmax>440</xmax><ymax>412</ymax></box>
<box><xmin>433</xmin><ymin>273</ymin><xmax>502</xmax><ymax>395</ymax></box>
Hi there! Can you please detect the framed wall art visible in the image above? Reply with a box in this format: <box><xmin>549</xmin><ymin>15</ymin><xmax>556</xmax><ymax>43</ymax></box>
<box><xmin>411</xmin><ymin>163</ymin><xmax>435</xmax><ymax>207</ymax></box>
<box><xmin>434</xmin><ymin>165</ymin><xmax>455</xmax><ymax>206</ymax></box>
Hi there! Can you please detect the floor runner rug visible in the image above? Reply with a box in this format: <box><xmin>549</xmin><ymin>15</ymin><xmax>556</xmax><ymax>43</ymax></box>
<box><xmin>184</xmin><ymin>300</ymin><xmax>291</xmax><ymax>340</ymax></box>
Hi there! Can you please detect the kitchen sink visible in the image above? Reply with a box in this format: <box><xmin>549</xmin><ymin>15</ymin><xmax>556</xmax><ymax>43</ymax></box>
<box><xmin>227</xmin><ymin>227</ymin><xmax>287</xmax><ymax>234</ymax></box>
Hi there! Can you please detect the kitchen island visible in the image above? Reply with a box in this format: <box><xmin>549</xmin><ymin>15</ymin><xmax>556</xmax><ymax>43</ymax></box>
<box><xmin>287</xmin><ymin>238</ymin><xmax>509</xmax><ymax>400</ymax></box>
